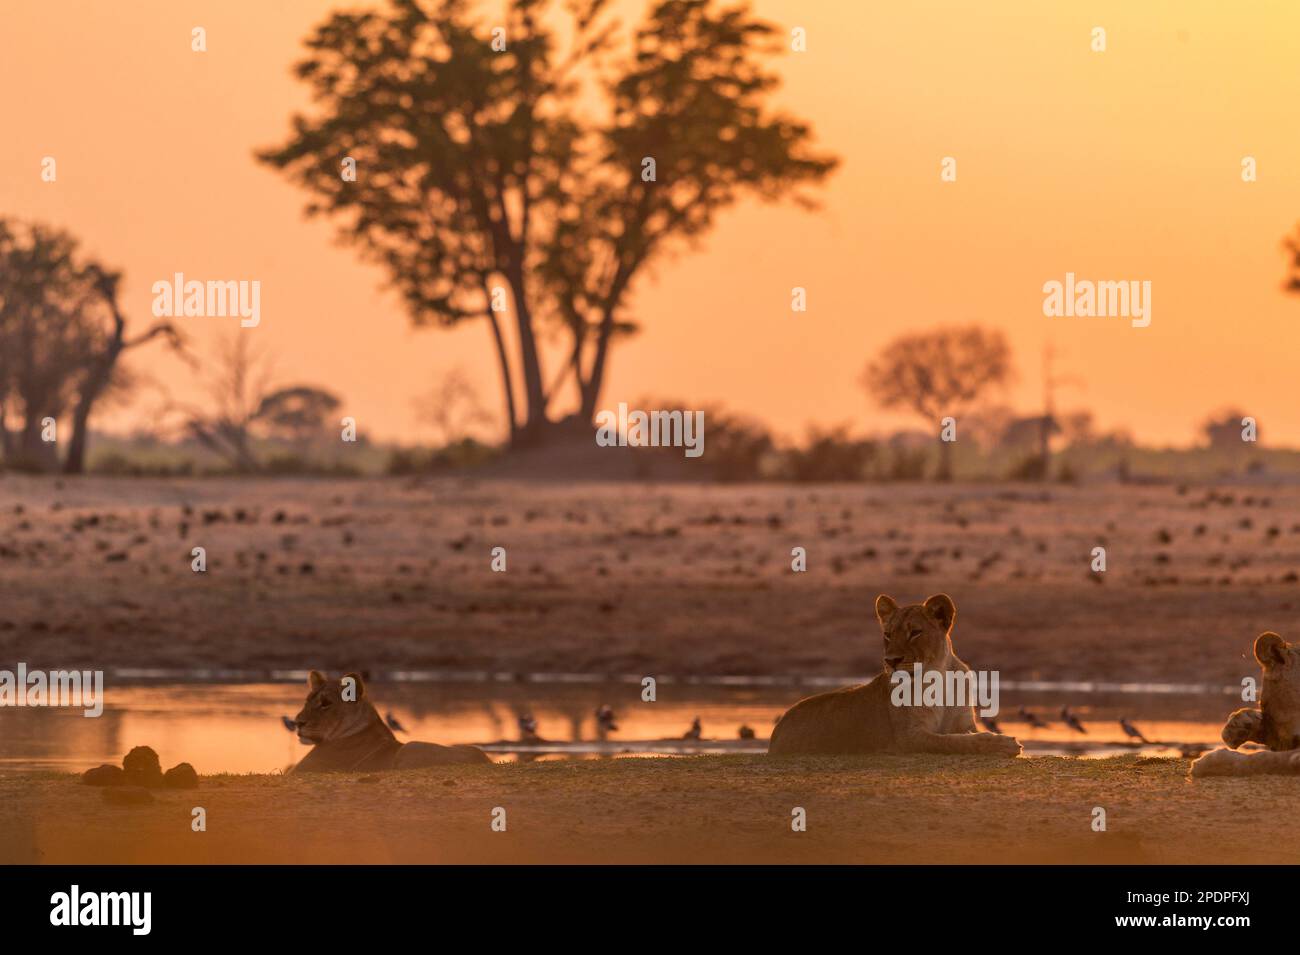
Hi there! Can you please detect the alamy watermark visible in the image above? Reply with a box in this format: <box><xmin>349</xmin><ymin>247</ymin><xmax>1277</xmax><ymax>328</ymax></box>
<box><xmin>50</xmin><ymin>885</ymin><xmax>150</xmax><ymax>935</ymax></box>
<box><xmin>152</xmin><ymin>272</ymin><xmax>261</xmax><ymax>327</ymax></box>
<box><xmin>1042</xmin><ymin>272</ymin><xmax>1151</xmax><ymax>328</ymax></box>
<box><xmin>889</xmin><ymin>664</ymin><xmax>1000</xmax><ymax>718</ymax></box>
<box><xmin>595</xmin><ymin>402</ymin><xmax>704</xmax><ymax>458</ymax></box>
<box><xmin>0</xmin><ymin>664</ymin><xmax>103</xmax><ymax>717</ymax></box>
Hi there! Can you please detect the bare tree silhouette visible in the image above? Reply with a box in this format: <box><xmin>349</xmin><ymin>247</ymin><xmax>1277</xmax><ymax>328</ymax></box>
<box><xmin>180</xmin><ymin>335</ymin><xmax>344</xmax><ymax>470</ymax></box>
<box><xmin>414</xmin><ymin>367</ymin><xmax>492</xmax><ymax>447</ymax></box>
<box><xmin>182</xmin><ymin>335</ymin><xmax>275</xmax><ymax>472</ymax></box>
<box><xmin>258</xmin><ymin>0</ymin><xmax>838</xmax><ymax>448</ymax></box>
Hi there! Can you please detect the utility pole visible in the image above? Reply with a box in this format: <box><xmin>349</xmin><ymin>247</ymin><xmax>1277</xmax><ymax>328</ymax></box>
<box><xmin>1041</xmin><ymin>343</ymin><xmax>1083</xmax><ymax>480</ymax></box>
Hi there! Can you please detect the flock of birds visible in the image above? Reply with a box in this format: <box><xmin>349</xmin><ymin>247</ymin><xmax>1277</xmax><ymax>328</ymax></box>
<box><xmin>278</xmin><ymin>705</ymin><xmax>751</xmax><ymax>744</ymax></box>
<box><xmin>978</xmin><ymin>706</ymin><xmax>1152</xmax><ymax>744</ymax></box>
<box><xmin>507</xmin><ymin>709</ymin><xmax>741</xmax><ymax>744</ymax></box>
<box><xmin>279</xmin><ymin>703</ymin><xmax>1155</xmax><ymax>746</ymax></box>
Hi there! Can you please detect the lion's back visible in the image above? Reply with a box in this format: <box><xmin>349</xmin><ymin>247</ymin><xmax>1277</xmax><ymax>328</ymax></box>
<box><xmin>394</xmin><ymin>741</ymin><xmax>492</xmax><ymax>768</ymax></box>
<box><xmin>768</xmin><ymin>678</ymin><xmax>893</xmax><ymax>755</ymax></box>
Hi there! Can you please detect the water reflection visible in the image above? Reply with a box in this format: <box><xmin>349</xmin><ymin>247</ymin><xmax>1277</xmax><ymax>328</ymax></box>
<box><xmin>0</xmin><ymin>682</ymin><xmax>1234</xmax><ymax>774</ymax></box>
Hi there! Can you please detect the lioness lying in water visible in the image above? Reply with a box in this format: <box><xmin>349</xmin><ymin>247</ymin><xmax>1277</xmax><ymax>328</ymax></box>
<box><xmin>1191</xmin><ymin>632</ymin><xmax>1300</xmax><ymax>778</ymax></box>
<box><xmin>292</xmin><ymin>671</ymin><xmax>490</xmax><ymax>773</ymax></box>
<box><xmin>768</xmin><ymin>593</ymin><xmax>1021</xmax><ymax>757</ymax></box>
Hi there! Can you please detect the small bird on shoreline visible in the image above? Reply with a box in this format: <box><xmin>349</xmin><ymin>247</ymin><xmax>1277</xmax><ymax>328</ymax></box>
<box><xmin>1018</xmin><ymin>707</ymin><xmax>1048</xmax><ymax>729</ymax></box>
<box><xmin>1061</xmin><ymin>706</ymin><xmax>1087</xmax><ymax>734</ymax></box>
<box><xmin>385</xmin><ymin>711</ymin><xmax>407</xmax><ymax>734</ymax></box>
<box><xmin>595</xmin><ymin>704</ymin><xmax>618</xmax><ymax>739</ymax></box>
<box><xmin>518</xmin><ymin>713</ymin><xmax>542</xmax><ymax>743</ymax></box>
<box><xmin>1119</xmin><ymin>717</ymin><xmax>1150</xmax><ymax>744</ymax></box>
<box><xmin>979</xmin><ymin>715</ymin><xmax>1002</xmax><ymax>734</ymax></box>
<box><xmin>683</xmin><ymin>717</ymin><xmax>702</xmax><ymax>741</ymax></box>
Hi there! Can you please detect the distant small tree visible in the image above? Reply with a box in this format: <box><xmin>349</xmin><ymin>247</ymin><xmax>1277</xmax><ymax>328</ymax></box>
<box><xmin>784</xmin><ymin>425</ymin><xmax>876</xmax><ymax>482</ymax></box>
<box><xmin>182</xmin><ymin>338</ymin><xmax>346</xmax><ymax>470</ymax></box>
<box><xmin>1201</xmin><ymin>408</ymin><xmax>1253</xmax><ymax>452</ymax></box>
<box><xmin>255</xmin><ymin>386</ymin><xmax>342</xmax><ymax>448</ymax></box>
<box><xmin>1058</xmin><ymin>410</ymin><xmax>1095</xmax><ymax>448</ymax></box>
<box><xmin>696</xmin><ymin>402</ymin><xmax>773</xmax><ymax>482</ymax></box>
<box><xmin>414</xmin><ymin>367</ymin><xmax>493</xmax><ymax>447</ymax></box>
<box><xmin>862</xmin><ymin>326</ymin><xmax>1013</xmax><ymax>480</ymax></box>
<box><xmin>182</xmin><ymin>335</ymin><xmax>274</xmax><ymax>471</ymax></box>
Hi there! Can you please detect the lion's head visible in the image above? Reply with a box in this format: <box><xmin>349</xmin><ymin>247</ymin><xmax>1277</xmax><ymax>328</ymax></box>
<box><xmin>1256</xmin><ymin>632</ymin><xmax>1300</xmax><ymax>749</ymax></box>
<box><xmin>293</xmin><ymin>670</ymin><xmax>375</xmax><ymax>745</ymax></box>
<box><xmin>874</xmin><ymin>593</ymin><xmax>957</xmax><ymax>674</ymax></box>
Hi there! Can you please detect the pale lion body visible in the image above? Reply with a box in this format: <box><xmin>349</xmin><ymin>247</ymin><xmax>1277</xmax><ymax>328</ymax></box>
<box><xmin>1191</xmin><ymin>632</ymin><xmax>1300</xmax><ymax>778</ymax></box>
<box><xmin>768</xmin><ymin>594</ymin><xmax>1021</xmax><ymax>757</ymax></box>
<box><xmin>292</xmin><ymin>671</ymin><xmax>490</xmax><ymax>773</ymax></box>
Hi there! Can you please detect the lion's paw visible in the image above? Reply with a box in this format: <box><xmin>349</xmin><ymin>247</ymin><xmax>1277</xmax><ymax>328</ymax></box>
<box><xmin>979</xmin><ymin>733</ymin><xmax>1022</xmax><ymax>757</ymax></box>
<box><xmin>1221</xmin><ymin>709</ymin><xmax>1263</xmax><ymax>749</ymax></box>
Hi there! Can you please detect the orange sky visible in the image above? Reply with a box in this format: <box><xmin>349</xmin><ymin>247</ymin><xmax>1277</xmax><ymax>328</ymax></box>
<box><xmin>3</xmin><ymin>0</ymin><xmax>1299</xmax><ymax>447</ymax></box>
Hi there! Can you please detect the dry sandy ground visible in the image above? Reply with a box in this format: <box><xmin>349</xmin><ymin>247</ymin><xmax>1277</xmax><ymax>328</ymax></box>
<box><xmin>3</xmin><ymin>754</ymin><xmax>1297</xmax><ymax>864</ymax></box>
<box><xmin>1</xmin><ymin>475</ymin><xmax>1298</xmax><ymax>682</ymax></box>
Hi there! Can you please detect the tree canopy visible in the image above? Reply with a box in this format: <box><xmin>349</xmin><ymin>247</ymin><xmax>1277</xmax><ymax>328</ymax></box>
<box><xmin>258</xmin><ymin>0</ymin><xmax>838</xmax><ymax>446</ymax></box>
<box><xmin>862</xmin><ymin>325</ymin><xmax>1013</xmax><ymax>480</ymax></box>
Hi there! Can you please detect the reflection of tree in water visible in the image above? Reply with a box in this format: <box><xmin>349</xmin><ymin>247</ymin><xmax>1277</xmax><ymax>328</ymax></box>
<box><xmin>556</xmin><ymin>700</ymin><xmax>587</xmax><ymax>743</ymax></box>
<box><xmin>0</xmin><ymin>705</ymin><xmax>128</xmax><ymax>771</ymax></box>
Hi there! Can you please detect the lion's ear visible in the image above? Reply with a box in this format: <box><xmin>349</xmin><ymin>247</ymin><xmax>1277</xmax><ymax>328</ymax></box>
<box><xmin>1254</xmin><ymin>632</ymin><xmax>1287</xmax><ymax>669</ymax></box>
<box><xmin>874</xmin><ymin>594</ymin><xmax>899</xmax><ymax>627</ymax></box>
<box><xmin>923</xmin><ymin>594</ymin><xmax>957</xmax><ymax>632</ymax></box>
<box><xmin>341</xmin><ymin>671</ymin><xmax>367</xmax><ymax>700</ymax></box>
<box><xmin>308</xmin><ymin>670</ymin><xmax>326</xmax><ymax>691</ymax></box>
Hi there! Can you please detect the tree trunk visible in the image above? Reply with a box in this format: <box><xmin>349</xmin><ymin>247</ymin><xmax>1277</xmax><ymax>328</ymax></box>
<box><xmin>63</xmin><ymin>330</ymin><xmax>125</xmax><ymax>475</ymax></box>
<box><xmin>580</xmin><ymin>316</ymin><xmax>614</xmax><ymax>422</ymax></box>
<box><xmin>64</xmin><ymin>352</ymin><xmax>118</xmax><ymax>474</ymax></box>
<box><xmin>483</xmin><ymin>308</ymin><xmax>518</xmax><ymax>445</ymax></box>
<box><xmin>18</xmin><ymin>409</ymin><xmax>57</xmax><ymax>471</ymax></box>
<box><xmin>578</xmin><ymin>263</ymin><xmax>634</xmax><ymax>423</ymax></box>
<box><xmin>506</xmin><ymin>267</ymin><xmax>548</xmax><ymax>446</ymax></box>
<box><xmin>63</xmin><ymin>393</ymin><xmax>96</xmax><ymax>474</ymax></box>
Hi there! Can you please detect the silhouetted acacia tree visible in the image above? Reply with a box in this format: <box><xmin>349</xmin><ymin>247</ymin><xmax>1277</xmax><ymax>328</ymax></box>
<box><xmin>258</xmin><ymin>0</ymin><xmax>838</xmax><ymax>448</ymax></box>
<box><xmin>256</xmin><ymin>386</ymin><xmax>343</xmax><ymax>446</ymax></box>
<box><xmin>0</xmin><ymin>220</ymin><xmax>182</xmax><ymax>473</ymax></box>
<box><xmin>862</xmin><ymin>326</ymin><xmax>1013</xmax><ymax>481</ymax></box>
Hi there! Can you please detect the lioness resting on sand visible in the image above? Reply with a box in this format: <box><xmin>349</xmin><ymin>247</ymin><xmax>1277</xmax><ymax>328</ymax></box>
<box><xmin>292</xmin><ymin>671</ymin><xmax>490</xmax><ymax>773</ymax></box>
<box><xmin>768</xmin><ymin>593</ymin><xmax>1021</xmax><ymax>757</ymax></box>
<box><xmin>1191</xmin><ymin>632</ymin><xmax>1300</xmax><ymax>778</ymax></box>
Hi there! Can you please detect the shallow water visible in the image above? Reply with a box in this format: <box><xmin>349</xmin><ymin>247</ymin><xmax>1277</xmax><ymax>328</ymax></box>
<box><xmin>0</xmin><ymin>679</ymin><xmax>1239</xmax><ymax>774</ymax></box>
